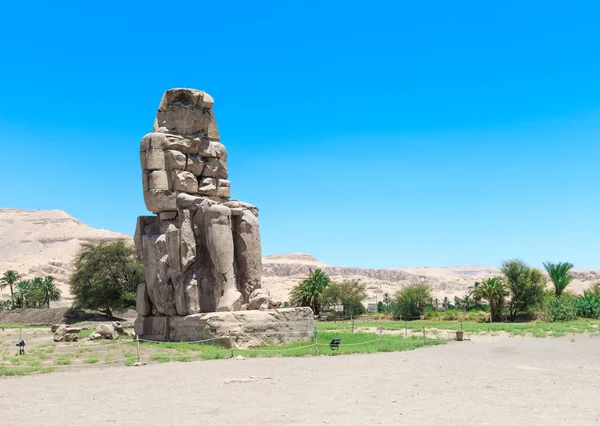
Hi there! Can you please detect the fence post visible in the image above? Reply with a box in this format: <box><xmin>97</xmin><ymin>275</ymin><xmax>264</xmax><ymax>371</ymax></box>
<box><xmin>422</xmin><ymin>327</ymin><xmax>426</xmax><ymax>346</ymax></box>
<box><xmin>314</xmin><ymin>329</ymin><xmax>319</xmax><ymax>356</ymax></box>
<box><xmin>136</xmin><ymin>334</ymin><xmax>141</xmax><ymax>363</ymax></box>
<box><xmin>404</xmin><ymin>320</ymin><xmax>407</xmax><ymax>338</ymax></box>
<box><xmin>351</xmin><ymin>316</ymin><xmax>354</xmax><ymax>333</ymax></box>
<box><xmin>229</xmin><ymin>336</ymin><xmax>234</xmax><ymax>358</ymax></box>
<box><xmin>378</xmin><ymin>326</ymin><xmax>382</xmax><ymax>352</ymax></box>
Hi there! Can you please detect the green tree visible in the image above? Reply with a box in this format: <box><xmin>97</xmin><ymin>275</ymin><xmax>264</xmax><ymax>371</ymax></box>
<box><xmin>39</xmin><ymin>276</ymin><xmax>62</xmax><ymax>308</ymax></box>
<box><xmin>394</xmin><ymin>283</ymin><xmax>432</xmax><ymax>318</ymax></box>
<box><xmin>0</xmin><ymin>270</ymin><xmax>20</xmax><ymax>309</ymax></box>
<box><xmin>288</xmin><ymin>268</ymin><xmax>331</xmax><ymax>315</ymax></box>
<box><xmin>543</xmin><ymin>261</ymin><xmax>575</xmax><ymax>297</ymax></box>
<box><xmin>69</xmin><ymin>240</ymin><xmax>144</xmax><ymax>318</ymax></box>
<box><xmin>472</xmin><ymin>277</ymin><xmax>507</xmax><ymax>322</ymax></box>
<box><xmin>13</xmin><ymin>279</ymin><xmax>33</xmax><ymax>308</ymax></box>
<box><xmin>383</xmin><ymin>293</ymin><xmax>392</xmax><ymax>307</ymax></box>
<box><xmin>501</xmin><ymin>259</ymin><xmax>546</xmax><ymax>321</ymax></box>
<box><xmin>321</xmin><ymin>280</ymin><xmax>367</xmax><ymax>316</ymax></box>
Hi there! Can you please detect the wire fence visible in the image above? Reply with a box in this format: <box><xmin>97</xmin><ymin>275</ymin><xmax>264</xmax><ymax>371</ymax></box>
<box><xmin>0</xmin><ymin>321</ymin><xmax>469</xmax><ymax>372</ymax></box>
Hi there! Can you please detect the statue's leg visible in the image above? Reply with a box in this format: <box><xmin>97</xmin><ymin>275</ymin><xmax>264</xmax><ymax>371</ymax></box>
<box><xmin>232</xmin><ymin>207</ymin><xmax>262</xmax><ymax>304</ymax></box>
<box><xmin>203</xmin><ymin>204</ymin><xmax>242</xmax><ymax>311</ymax></box>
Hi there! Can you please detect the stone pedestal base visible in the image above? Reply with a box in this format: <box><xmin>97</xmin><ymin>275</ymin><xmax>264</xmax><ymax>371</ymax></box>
<box><xmin>134</xmin><ymin>307</ymin><xmax>314</xmax><ymax>349</ymax></box>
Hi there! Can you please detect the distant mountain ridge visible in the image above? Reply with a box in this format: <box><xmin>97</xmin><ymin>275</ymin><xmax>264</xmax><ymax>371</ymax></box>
<box><xmin>1</xmin><ymin>210</ymin><xmax>598</xmax><ymax>307</ymax></box>
<box><xmin>260</xmin><ymin>253</ymin><xmax>600</xmax><ymax>304</ymax></box>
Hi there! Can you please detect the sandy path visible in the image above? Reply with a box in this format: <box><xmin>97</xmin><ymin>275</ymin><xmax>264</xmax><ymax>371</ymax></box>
<box><xmin>1</xmin><ymin>335</ymin><xmax>599</xmax><ymax>425</ymax></box>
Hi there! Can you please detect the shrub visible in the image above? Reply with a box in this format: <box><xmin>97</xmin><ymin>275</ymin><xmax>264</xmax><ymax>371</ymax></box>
<box><xmin>320</xmin><ymin>280</ymin><xmax>367</xmax><ymax>316</ymax></box>
<box><xmin>394</xmin><ymin>284</ymin><xmax>432</xmax><ymax>318</ymax></box>
<box><xmin>424</xmin><ymin>309</ymin><xmax>489</xmax><ymax>322</ymax></box>
<box><xmin>575</xmin><ymin>290</ymin><xmax>600</xmax><ymax>319</ymax></box>
<box><xmin>545</xmin><ymin>296</ymin><xmax>577</xmax><ymax>322</ymax></box>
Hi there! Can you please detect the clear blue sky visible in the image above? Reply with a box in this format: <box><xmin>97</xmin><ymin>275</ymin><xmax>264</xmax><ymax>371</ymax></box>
<box><xmin>1</xmin><ymin>1</ymin><xmax>599</xmax><ymax>269</ymax></box>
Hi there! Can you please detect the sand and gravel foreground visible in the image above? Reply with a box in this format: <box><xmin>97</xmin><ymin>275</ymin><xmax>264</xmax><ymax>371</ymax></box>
<box><xmin>1</xmin><ymin>334</ymin><xmax>599</xmax><ymax>425</ymax></box>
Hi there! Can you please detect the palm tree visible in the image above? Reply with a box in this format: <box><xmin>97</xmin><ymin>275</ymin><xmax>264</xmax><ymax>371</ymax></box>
<box><xmin>442</xmin><ymin>296</ymin><xmax>450</xmax><ymax>310</ymax></box>
<box><xmin>472</xmin><ymin>277</ymin><xmax>508</xmax><ymax>322</ymax></box>
<box><xmin>39</xmin><ymin>276</ymin><xmax>62</xmax><ymax>308</ymax></box>
<box><xmin>289</xmin><ymin>268</ymin><xmax>331</xmax><ymax>315</ymax></box>
<box><xmin>13</xmin><ymin>279</ymin><xmax>32</xmax><ymax>308</ymax></box>
<box><xmin>0</xmin><ymin>270</ymin><xmax>20</xmax><ymax>309</ymax></box>
<box><xmin>543</xmin><ymin>261</ymin><xmax>575</xmax><ymax>297</ymax></box>
<box><xmin>383</xmin><ymin>293</ymin><xmax>392</xmax><ymax>307</ymax></box>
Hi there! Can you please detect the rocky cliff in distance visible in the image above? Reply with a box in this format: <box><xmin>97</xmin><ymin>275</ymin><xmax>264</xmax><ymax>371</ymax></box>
<box><xmin>0</xmin><ymin>209</ymin><xmax>131</xmax><ymax>305</ymax></box>
<box><xmin>261</xmin><ymin>253</ymin><xmax>600</xmax><ymax>305</ymax></box>
<box><xmin>1</xmin><ymin>209</ymin><xmax>598</xmax><ymax>308</ymax></box>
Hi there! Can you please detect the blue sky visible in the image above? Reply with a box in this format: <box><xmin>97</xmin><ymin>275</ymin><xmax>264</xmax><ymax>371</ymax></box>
<box><xmin>1</xmin><ymin>1</ymin><xmax>599</xmax><ymax>269</ymax></box>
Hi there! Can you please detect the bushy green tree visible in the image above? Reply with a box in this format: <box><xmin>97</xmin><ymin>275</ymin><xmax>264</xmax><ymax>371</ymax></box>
<box><xmin>501</xmin><ymin>259</ymin><xmax>546</xmax><ymax>321</ymax></box>
<box><xmin>543</xmin><ymin>261</ymin><xmax>575</xmax><ymax>297</ymax></box>
<box><xmin>321</xmin><ymin>279</ymin><xmax>367</xmax><ymax>316</ymax></box>
<box><xmin>394</xmin><ymin>283</ymin><xmax>432</xmax><ymax>318</ymax></box>
<box><xmin>472</xmin><ymin>277</ymin><xmax>507</xmax><ymax>322</ymax></box>
<box><xmin>69</xmin><ymin>240</ymin><xmax>144</xmax><ymax>318</ymax></box>
<box><xmin>289</xmin><ymin>268</ymin><xmax>331</xmax><ymax>315</ymax></box>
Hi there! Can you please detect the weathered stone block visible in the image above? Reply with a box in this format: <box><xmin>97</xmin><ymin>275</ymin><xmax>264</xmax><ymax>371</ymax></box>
<box><xmin>165</xmin><ymin>149</ymin><xmax>187</xmax><ymax>170</ymax></box>
<box><xmin>198</xmin><ymin>177</ymin><xmax>217</xmax><ymax>195</ymax></box>
<box><xmin>186</xmin><ymin>155</ymin><xmax>204</xmax><ymax>175</ymax></box>
<box><xmin>146</xmin><ymin>149</ymin><xmax>165</xmax><ymax>170</ymax></box>
<box><xmin>171</xmin><ymin>171</ymin><xmax>198</xmax><ymax>193</ymax></box>
<box><xmin>203</xmin><ymin>157</ymin><xmax>228</xmax><ymax>179</ymax></box>
<box><xmin>144</xmin><ymin>190</ymin><xmax>176</xmax><ymax>213</ymax></box>
<box><xmin>216</xmin><ymin>179</ymin><xmax>231</xmax><ymax>198</ymax></box>
<box><xmin>148</xmin><ymin>170</ymin><xmax>169</xmax><ymax>190</ymax></box>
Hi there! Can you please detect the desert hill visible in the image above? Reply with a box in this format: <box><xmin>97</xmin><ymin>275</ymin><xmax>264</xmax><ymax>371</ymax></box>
<box><xmin>0</xmin><ymin>209</ymin><xmax>131</xmax><ymax>304</ymax></box>
<box><xmin>261</xmin><ymin>254</ymin><xmax>600</xmax><ymax>305</ymax></box>
<box><xmin>1</xmin><ymin>209</ymin><xmax>598</xmax><ymax>307</ymax></box>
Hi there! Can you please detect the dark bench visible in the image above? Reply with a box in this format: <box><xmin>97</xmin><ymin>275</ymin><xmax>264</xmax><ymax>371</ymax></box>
<box><xmin>330</xmin><ymin>338</ymin><xmax>340</xmax><ymax>350</ymax></box>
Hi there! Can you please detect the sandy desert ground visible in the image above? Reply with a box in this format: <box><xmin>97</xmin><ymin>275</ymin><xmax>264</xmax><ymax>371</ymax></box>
<box><xmin>1</xmin><ymin>335</ymin><xmax>599</xmax><ymax>425</ymax></box>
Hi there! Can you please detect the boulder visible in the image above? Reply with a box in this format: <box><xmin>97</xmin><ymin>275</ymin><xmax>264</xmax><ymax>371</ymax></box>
<box><xmin>53</xmin><ymin>325</ymin><xmax>78</xmax><ymax>342</ymax></box>
<box><xmin>88</xmin><ymin>332</ymin><xmax>103</xmax><ymax>341</ymax></box>
<box><xmin>248</xmin><ymin>289</ymin><xmax>270</xmax><ymax>310</ymax></box>
<box><xmin>96</xmin><ymin>324</ymin><xmax>119</xmax><ymax>340</ymax></box>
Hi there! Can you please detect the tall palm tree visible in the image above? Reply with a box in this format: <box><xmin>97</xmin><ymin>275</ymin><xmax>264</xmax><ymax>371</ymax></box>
<box><xmin>0</xmin><ymin>270</ymin><xmax>20</xmax><ymax>309</ymax></box>
<box><xmin>13</xmin><ymin>279</ymin><xmax>32</xmax><ymax>308</ymax></box>
<box><xmin>543</xmin><ymin>261</ymin><xmax>575</xmax><ymax>297</ymax></box>
<box><xmin>39</xmin><ymin>276</ymin><xmax>62</xmax><ymax>308</ymax></box>
<box><xmin>473</xmin><ymin>277</ymin><xmax>508</xmax><ymax>322</ymax></box>
<box><xmin>289</xmin><ymin>268</ymin><xmax>331</xmax><ymax>315</ymax></box>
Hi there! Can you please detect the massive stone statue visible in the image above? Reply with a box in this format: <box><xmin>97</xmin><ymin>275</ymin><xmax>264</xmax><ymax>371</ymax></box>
<box><xmin>134</xmin><ymin>88</ymin><xmax>314</xmax><ymax>347</ymax></box>
<box><xmin>135</xmin><ymin>88</ymin><xmax>263</xmax><ymax>315</ymax></box>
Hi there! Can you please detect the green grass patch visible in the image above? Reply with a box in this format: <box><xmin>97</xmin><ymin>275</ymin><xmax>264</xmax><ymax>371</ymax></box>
<box><xmin>77</xmin><ymin>329</ymin><xmax>95</xmax><ymax>339</ymax></box>
<box><xmin>54</xmin><ymin>355</ymin><xmax>73</xmax><ymax>365</ymax></box>
<box><xmin>0</xmin><ymin>366</ymin><xmax>55</xmax><ymax>376</ymax></box>
<box><xmin>316</xmin><ymin>319</ymin><xmax>600</xmax><ymax>338</ymax></box>
<box><xmin>84</xmin><ymin>356</ymin><xmax>99</xmax><ymax>364</ymax></box>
